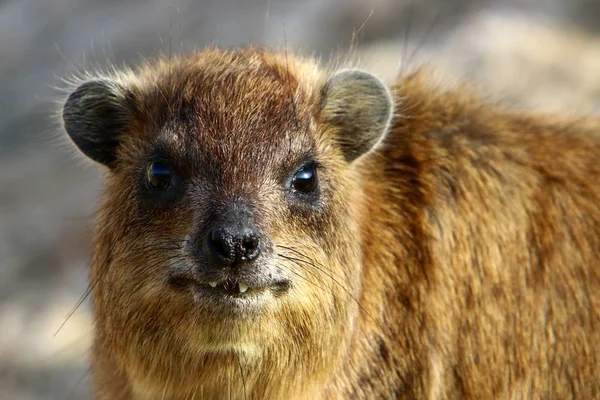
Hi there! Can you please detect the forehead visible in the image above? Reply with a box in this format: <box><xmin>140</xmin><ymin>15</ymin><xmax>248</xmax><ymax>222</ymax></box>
<box><xmin>135</xmin><ymin>50</ymin><xmax>316</xmax><ymax>173</ymax></box>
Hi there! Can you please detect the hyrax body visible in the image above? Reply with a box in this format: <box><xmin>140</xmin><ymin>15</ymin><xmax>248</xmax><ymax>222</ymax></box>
<box><xmin>62</xmin><ymin>48</ymin><xmax>600</xmax><ymax>399</ymax></box>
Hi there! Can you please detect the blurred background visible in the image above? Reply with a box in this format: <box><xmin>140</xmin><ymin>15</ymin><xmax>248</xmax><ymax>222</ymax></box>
<box><xmin>1</xmin><ymin>0</ymin><xmax>600</xmax><ymax>398</ymax></box>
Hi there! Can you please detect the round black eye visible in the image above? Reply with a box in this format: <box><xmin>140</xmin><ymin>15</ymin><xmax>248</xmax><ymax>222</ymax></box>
<box><xmin>146</xmin><ymin>162</ymin><xmax>173</xmax><ymax>191</ymax></box>
<box><xmin>291</xmin><ymin>165</ymin><xmax>318</xmax><ymax>193</ymax></box>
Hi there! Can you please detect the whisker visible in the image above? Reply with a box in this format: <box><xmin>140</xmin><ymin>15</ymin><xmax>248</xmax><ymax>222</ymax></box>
<box><xmin>277</xmin><ymin>244</ymin><xmax>351</xmax><ymax>283</ymax></box>
<box><xmin>278</xmin><ymin>259</ymin><xmax>382</xmax><ymax>330</ymax></box>
<box><xmin>399</xmin><ymin>2</ymin><xmax>415</xmax><ymax>76</ymax></box>
<box><xmin>277</xmin><ymin>262</ymin><xmax>332</xmax><ymax>295</ymax></box>
<box><xmin>54</xmin><ymin>285</ymin><xmax>92</xmax><ymax>337</ymax></box>
<box><xmin>277</xmin><ymin>251</ymin><xmax>385</xmax><ymax>331</ymax></box>
<box><xmin>405</xmin><ymin>6</ymin><xmax>444</xmax><ymax>73</ymax></box>
<box><xmin>278</xmin><ymin>253</ymin><xmax>347</xmax><ymax>292</ymax></box>
<box><xmin>349</xmin><ymin>9</ymin><xmax>374</xmax><ymax>53</ymax></box>
<box><xmin>56</xmin><ymin>240</ymin><xmax>185</xmax><ymax>336</ymax></box>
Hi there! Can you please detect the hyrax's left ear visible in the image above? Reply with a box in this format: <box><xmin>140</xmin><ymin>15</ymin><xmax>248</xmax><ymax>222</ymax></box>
<box><xmin>317</xmin><ymin>70</ymin><xmax>393</xmax><ymax>162</ymax></box>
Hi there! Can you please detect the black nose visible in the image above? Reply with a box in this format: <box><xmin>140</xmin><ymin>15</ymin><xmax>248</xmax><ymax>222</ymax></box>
<box><xmin>207</xmin><ymin>228</ymin><xmax>261</xmax><ymax>265</ymax></box>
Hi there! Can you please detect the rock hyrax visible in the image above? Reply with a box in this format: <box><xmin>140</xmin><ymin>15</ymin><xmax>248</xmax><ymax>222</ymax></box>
<box><xmin>62</xmin><ymin>47</ymin><xmax>600</xmax><ymax>399</ymax></box>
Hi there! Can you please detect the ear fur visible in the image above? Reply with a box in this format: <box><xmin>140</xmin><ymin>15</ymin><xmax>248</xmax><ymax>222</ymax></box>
<box><xmin>318</xmin><ymin>70</ymin><xmax>393</xmax><ymax>162</ymax></box>
<box><xmin>62</xmin><ymin>80</ymin><xmax>132</xmax><ymax>167</ymax></box>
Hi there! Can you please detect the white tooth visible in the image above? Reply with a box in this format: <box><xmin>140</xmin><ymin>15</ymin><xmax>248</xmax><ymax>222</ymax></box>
<box><xmin>209</xmin><ymin>282</ymin><xmax>217</xmax><ymax>288</ymax></box>
<box><xmin>239</xmin><ymin>283</ymin><xmax>249</xmax><ymax>293</ymax></box>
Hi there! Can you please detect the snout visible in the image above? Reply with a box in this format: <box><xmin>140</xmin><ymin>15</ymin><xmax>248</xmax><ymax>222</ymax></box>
<box><xmin>206</xmin><ymin>226</ymin><xmax>261</xmax><ymax>266</ymax></box>
<box><xmin>168</xmin><ymin>199</ymin><xmax>290</xmax><ymax>305</ymax></box>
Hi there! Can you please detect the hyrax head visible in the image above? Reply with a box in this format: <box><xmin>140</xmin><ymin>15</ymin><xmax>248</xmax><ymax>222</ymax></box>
<box><xmin>62</xmin><ymin>48</ymin><xmax>392</xmax><ymax>364</ymax></box>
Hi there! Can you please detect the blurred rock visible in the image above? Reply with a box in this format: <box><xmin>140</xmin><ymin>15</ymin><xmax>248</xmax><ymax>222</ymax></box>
<box><xmin>358</xmin><ymin>10</ymin><xmax>600</xmax><ymax>113</ymax></box>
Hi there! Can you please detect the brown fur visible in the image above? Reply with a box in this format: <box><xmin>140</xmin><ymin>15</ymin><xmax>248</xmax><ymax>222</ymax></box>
<box><xmin>62</xmin><ymin>48</ymin><xmax>600</xmax><ymax>399</ymax></box>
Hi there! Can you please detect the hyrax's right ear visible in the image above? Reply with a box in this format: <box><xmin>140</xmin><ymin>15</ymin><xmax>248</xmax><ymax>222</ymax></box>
<box><xmin>63</xmin><ymin>80</ymin><xmax>132</xmax><ymax>168</ymax></box>
<box><xmin>317</xmin><ymin>70</ymin><xmax>393</xmax><ymax>163</ymax></box>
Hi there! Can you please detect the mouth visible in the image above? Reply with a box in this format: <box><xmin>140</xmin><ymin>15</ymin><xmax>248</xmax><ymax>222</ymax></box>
<box><xmin>168</xmin><ymin>275</ymin><xmax>290</xmax><ymax>308</ymax></box>
<box><xmin>198</xmin><ymin>279</ymin><xmax>289</xmax><ymax>297</ymax></box>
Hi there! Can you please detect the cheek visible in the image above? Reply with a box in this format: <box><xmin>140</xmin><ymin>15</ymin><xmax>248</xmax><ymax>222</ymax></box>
<box><xmin>270</xmin><ymin>210</ymin><xmax>362</xmax><ymax>305</ymax></box>
<box><xmin>95</xmin><ymin>190</ymin><xmax>193</xmax><ymax>295</ymax></box>
<box><xmin>264</xmin><ymin>173</ymin><xmax>362</xmax><ymax>288</ymax></box>
<box><xmin>271</xmin><ymin>225</ymin><xmax>362</xmax><ymax>352</ymax></box>
<box><xmin>92</xmin><ymin>230</ymin><xmax>196</xmax><ymax>349</ymax></box>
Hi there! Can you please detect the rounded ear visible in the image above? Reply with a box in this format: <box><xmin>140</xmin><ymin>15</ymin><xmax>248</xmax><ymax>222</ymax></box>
<box><xmin>318</xmin><ymin>70</ymin><xmax>393</xmax><ymax>163</ymax></box>
<box><xmin>62</xmin><ymin>80</ymin><xmax>132</xmax><ymax>168</ymax></box>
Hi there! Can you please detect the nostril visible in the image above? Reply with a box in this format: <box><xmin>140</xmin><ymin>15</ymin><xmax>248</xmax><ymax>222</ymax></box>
<box><xmin>240</xmin><ymin>234</ymin><xmax>260</xmax><ymax>261</ymax></box>
<box><xmin>242</xmin><ymin>236</ymin><xmax>259</xmax><ymax>252</ymax></box>
<box><xmin>208</xmin><ymin>229</ymin><xmax>233</xmax><ymax>262</ymax></box>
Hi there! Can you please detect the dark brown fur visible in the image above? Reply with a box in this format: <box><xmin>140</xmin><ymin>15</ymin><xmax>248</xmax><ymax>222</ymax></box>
<box><xmin>62</xmin><ymin>48</ymin><xmax>600</xmax><ymax>399</ymax></box>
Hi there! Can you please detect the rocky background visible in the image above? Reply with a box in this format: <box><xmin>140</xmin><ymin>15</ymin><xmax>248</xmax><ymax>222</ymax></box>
<box><xmin>1</xmin><ymin>0</ymin><xmax>600</xmax><ymax>398</ymax></box>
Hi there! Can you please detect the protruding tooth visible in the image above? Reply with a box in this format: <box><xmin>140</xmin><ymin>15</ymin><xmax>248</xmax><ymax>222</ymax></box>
<box><xmin>209</xmin><ymin>282</ymin><xmax>217</xmax><ymax>288</ymax></box>
<box><xmin>239</xmin><ymin>283</ymin><xmax>249</xmax><ymax>293</ymax></box>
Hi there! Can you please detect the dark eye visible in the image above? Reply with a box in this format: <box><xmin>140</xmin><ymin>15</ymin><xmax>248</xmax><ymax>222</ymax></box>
<box><xmin>146</xmin><ymin>162</ymin><xmax>173</xmax><ymax>191</ymax></box>
<box><xmin>291</xmin><ymin>164</ymin><xmax>318</xmax><ymax>193</ymax></box>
